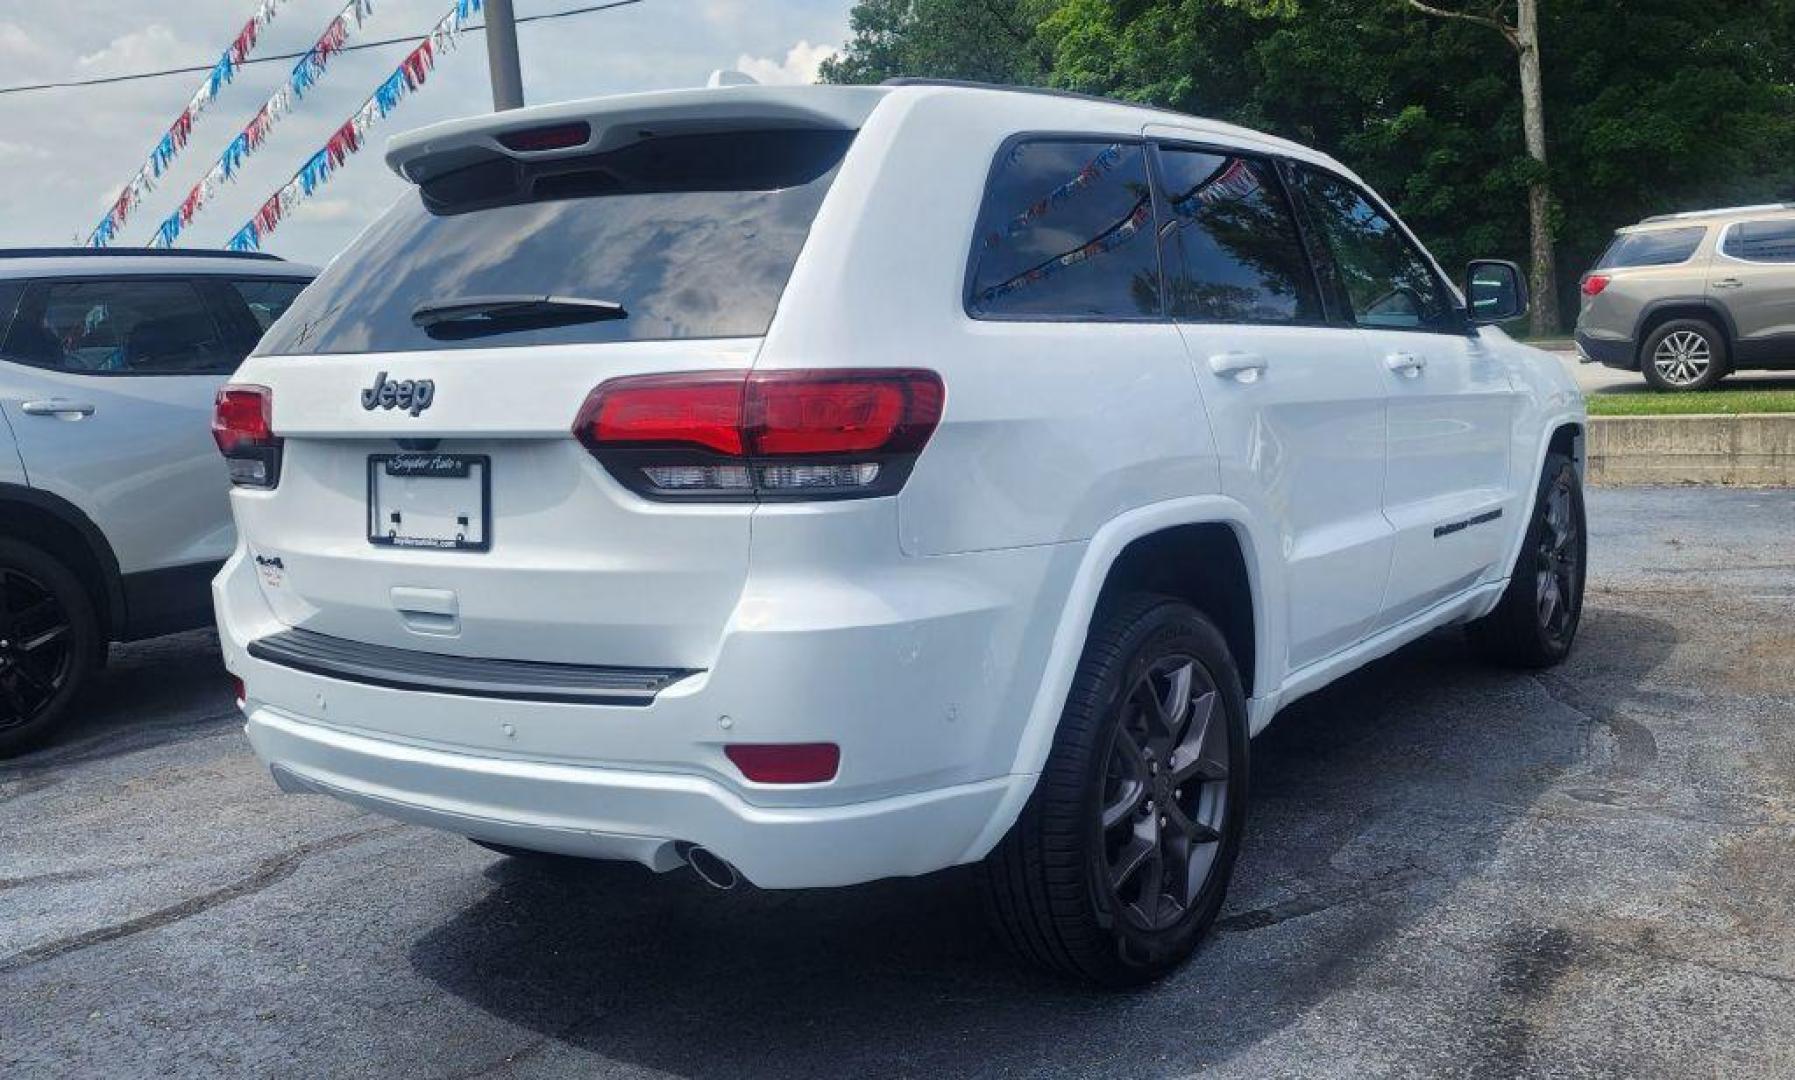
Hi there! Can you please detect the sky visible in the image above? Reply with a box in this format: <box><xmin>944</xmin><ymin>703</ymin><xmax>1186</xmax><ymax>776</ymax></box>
<box><xmin>0</xmin><ymin>0</ymin><xmax>853</xmax><ymax>265</ymax></box>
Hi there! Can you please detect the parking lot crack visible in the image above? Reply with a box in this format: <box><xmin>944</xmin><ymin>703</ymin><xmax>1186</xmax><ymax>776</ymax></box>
<box><xmin>0</xmin><ymin>823</ymin><xmax>404</xmax><ymax>975</ymax></box>
<box><xmin>1215</xmin><ymin>863</ymin><xmax>1437</xmax><ymax>933</ymax></box>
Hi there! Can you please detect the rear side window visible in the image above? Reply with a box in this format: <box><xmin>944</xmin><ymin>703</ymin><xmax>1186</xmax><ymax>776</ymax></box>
<box><xmin>1596</xmin><ymin>227</ymin><xmax>1706</xmax><ymax>269</ymax></box>
<box><xmin>1287</xmin><ymin>167</ymin><xmax>1457</xmax><ymax>332</ymax></box>
<box><xmin>257</xmin><ymin>128</ymin><xmax>854</xmax><ymax>355</ymax></box>
<box><xmin>1722</xmin><ymin>219</ymin><xmax>1795</xmax><ymax>263</ymax></box>
<box><xmin>968</xmin><ymin>139</ymin><xmax>1161</xmax><ymax>320</ymax></box>
<box><xmin>2</xmin><ymin>278</ymin><xmax>236</xmax><ymax>374</ymax></box>
<box><xmin>1154</xmin><ymin>148</ymin><xmax>1320</xmax><ymax>324</ymax></box>
<box><xmin>231</xmin><ymin>279</ymin><xmax>309</xmax><ymax>331</ymax></box>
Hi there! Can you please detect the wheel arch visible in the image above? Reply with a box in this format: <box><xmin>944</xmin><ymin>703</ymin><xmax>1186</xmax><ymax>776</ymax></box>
<box><xmin>959</xmin><ymin>496</ymin><xmax>1274</xmax><ymax>863</ymax></box>
<box><xmin>0</xmin><ymin>482</ymin><xmax>125</xmax><ymax>640</ymax></box>
<box><xmin>1633</xmin><ymin>299</ymin><xmax>1736</xmax><ymax>364</ymax></box>
<box><xmin>1492</xmin><ymin>417</ymin><xmax>1585</xmax><ymax>598</ymax></box>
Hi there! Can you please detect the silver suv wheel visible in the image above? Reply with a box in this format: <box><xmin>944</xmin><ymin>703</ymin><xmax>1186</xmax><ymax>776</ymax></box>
<box><xmin>1651</xmin><ymin>329</ymin><xmax>1712</xmax><ymax>387</ymax></box>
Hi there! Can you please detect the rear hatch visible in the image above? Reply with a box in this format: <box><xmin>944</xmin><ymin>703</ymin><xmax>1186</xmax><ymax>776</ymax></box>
<box><xmin>1579</xmin><ymin>223</ymin><xmax>1710</xmax><ymax>327</ymax></box>
<box><xmin>225</xmin><ymin>97</ymin><xmax>871</xmax><ymax>671</ymax></box>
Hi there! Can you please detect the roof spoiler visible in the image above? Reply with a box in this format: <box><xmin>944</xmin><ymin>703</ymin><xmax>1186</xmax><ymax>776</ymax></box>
<box><xmin>386</xmin><ymin>85</ymin><xmax>885</xmax><ymax>187</ymax></box>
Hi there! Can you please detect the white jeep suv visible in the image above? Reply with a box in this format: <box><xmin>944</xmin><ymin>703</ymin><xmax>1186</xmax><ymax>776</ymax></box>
<box><xmin>215</xmin><ymin>81</ymin><xmax>1586</xmax><ymax>985</ymax></box>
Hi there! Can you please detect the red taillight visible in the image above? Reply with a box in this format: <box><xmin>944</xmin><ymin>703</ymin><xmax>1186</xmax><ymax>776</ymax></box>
<box><xmin>497</xmin><ymin>121</ymin><xmax>592</xmax><ymax>152</ymax></box>
<box><xmin>212</xmin><ymin>385</ymin><xmax>281</xmax><ymax>487</ymax></box>
<box><xmin>1581</xmin><ymin>274</ymin><xmax>1610</xmax><ymax>297</ymax></box>
<box><xmin>231</xmin><ymin>675</ymin><xmax>246</xmax><ymax>706</ymax></box>
<box><xmin>587</xmin><ymin>373</ymin><xmax>746</xmax><ymax>455</ymax></box>
<box><xmin>575</xmin><ymin>369</ymin><xmax>944</xmax><ymax>500</ymax></box>
<box><xmin>725</xmin><ymin>743</ymin><xmax>841</xmax><ymax>784</ymax></box>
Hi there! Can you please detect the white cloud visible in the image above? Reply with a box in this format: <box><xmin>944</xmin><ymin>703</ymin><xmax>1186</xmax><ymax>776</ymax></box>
<box><xmin>734</xmin><ymin>40</ymin><xmax>836</xmax><ymax>86</ymax></box>
<box><xmin>0</xmin><ymin>139</ymin><xmax>51</xmax><ymax>161</ymax></box>
<box><xmin>76</xmin><ymin>24</ymin><xmax>189</xmax><ymax>75</ymax></box>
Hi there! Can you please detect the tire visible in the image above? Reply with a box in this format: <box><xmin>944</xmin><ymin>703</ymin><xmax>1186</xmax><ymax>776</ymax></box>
<box><xmin>1640</xmin><ymin>318</ymin><xmax>1728</xmax><ymax>391</ymax></box>
<box><xmin>1467</xmin><ymin>451</ymin><xmax>1586</xmax><ymax>668</ymax></box>
<box><xmin>982</xmin><ymin>593</ymin><xmax>1250</xmax><ymax>987</ymax></box>
<box><xmin>0</xmin><ymin>538</ymin><xmax>101</xmax><ymax>757</ymax></box>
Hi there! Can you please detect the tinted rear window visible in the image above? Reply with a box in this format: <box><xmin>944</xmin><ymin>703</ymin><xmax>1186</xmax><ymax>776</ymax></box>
<box><xmin>1595</xmin><ymin>226</ymin><xmax>1706</xmax><ymax>269</ymax></box>
<box><xmin>1722</xmin><ymin>218</ymin><xmax>1795</xmax><ymax>263</ymax></box>
<box><xmin>968</xmin><ymin>139</ymin><xmax>1161</xmax><ymax>320</ymax></box>
<box><xmin>257</xmin><ymin>129</ymin><xmax>854</xmax><ymax>355</ymax></box>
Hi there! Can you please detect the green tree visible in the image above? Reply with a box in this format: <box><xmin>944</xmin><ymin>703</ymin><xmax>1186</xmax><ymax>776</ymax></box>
<box><xmin>817</xmin><ymin>0</ymin><xmax>1056</xmax><ymax>85</ymax></box>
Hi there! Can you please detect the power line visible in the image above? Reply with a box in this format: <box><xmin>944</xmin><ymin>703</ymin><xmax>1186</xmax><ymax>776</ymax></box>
<box><xmin>0</xmin><ymin>0</ymin><xmax>645</xmax><ymax>96</ymax></box>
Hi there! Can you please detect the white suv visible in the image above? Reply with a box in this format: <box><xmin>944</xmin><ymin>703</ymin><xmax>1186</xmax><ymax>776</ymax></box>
<box><xmin>0</xmin><ymin>249</ymin><xmax>313</xmax><ymax>754</ymax></box>
<box><xmin>215</xmin><ymin>81</ymin><xmax>1586</xmax><ymax>985</ymax></box>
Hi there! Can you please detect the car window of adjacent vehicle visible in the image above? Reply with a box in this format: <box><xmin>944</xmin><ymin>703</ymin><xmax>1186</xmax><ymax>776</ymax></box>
<box><xmin>1721</xmin><ymin>219</ymin><xmax>1795</xmax><ymax>264</ymax></box>
<box><xmin>1287</xmin><ymin>167</ymin><xmax>1457</xmax><ymax>332</ymax></box>
<box><xmin>1595</xmin><ymin>226</ymin><xmax>1706</xmax><ymax>269</ymax></box>
<box><xmin>1153</xmin><ymin>147</ymin><xmax>1320</xmax><ymax>325</ymax></box>
<box><xmin>968</xmin><ymin>139</ymin><xmax>1162</xmax><ymax>320</ymax></box>
<box><xmin>257</xmin><ymin>128</ymin><xmax>855</xmax><ymax>355</ymax></box>
<box><xmin>231</xmin><ymin>278</ymin><xmax>310</xmax><ymax>332</ymax></box>
<box><xmin>1</xmin><ymin>278</ymin><xmax>236</xmax><ymax>374</ymax></box>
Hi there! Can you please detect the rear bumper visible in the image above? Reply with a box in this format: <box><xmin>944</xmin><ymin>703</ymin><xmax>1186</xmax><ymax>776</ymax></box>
<box><xmin>247</xmin><ymin>708</ymin><xmax>1019</xmax><ymax>888</ymax></box>
<box><xmin>1574</xmin><ymin>328</ymin><xmax>1635</xmax><ymax>370</ymax></box>
<box><xmin>215</xmin><ymin>531</ymin><xmax>1078</xmax><ymax>888</ymax></box>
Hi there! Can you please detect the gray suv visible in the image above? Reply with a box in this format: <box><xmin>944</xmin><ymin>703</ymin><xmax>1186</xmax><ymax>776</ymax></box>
<box><xmin>1575</xmin><ymin>204</ymin><xmax>1795</xmax><ymax>391</ymax></box>
<box><xmin>0</xmin><ymin>248</ymin><xmax>314</xmax><ymax>754</ymax></box>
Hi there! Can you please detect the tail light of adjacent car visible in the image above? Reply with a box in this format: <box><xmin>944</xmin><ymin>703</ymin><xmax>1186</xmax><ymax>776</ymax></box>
<box><xmin>213</xmin><ymin>385</ymin><xmax>282</xmax><ymax>488</ymax></box>
<box><xmin>1581</xmin><ymin>274</ymin><xmax>1610</xmax><ymax>297</ymax></box>
<box><xmin>575</xmin><ymin>369</ymin><xmax>945</xmax><ymax>501</ymax></box>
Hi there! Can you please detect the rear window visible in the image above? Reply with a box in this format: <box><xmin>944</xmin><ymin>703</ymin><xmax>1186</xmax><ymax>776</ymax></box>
<box><xmin>257</xmin><ymin>128</ymin><xmax>854</xmax><ymax>355</ymax></box>
<box><xmin>1722</xmin><ymin>218</ymin><xmax>1795</xmax><ymax>263</ymax></box>
<box><xmin>1595</xmin><ymin>226</ymin><xmax>1706</xmax><ymax>269</ymax></box>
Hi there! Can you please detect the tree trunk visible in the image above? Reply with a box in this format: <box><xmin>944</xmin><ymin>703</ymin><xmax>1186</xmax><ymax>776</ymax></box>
<box><xmin>1513</xmin><ymin>0</ymin><xmax>1560</xmax><ymax>336</ymax></box>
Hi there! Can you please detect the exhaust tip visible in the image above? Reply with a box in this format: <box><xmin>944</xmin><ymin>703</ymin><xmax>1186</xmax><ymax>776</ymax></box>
<box><xmin>683</xmin><ymin>845</ymin><xmax>740</xmax><ymax>891</ymax></box>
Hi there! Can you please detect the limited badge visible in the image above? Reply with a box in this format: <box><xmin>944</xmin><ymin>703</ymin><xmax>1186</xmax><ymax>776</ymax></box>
<box><xmin>254</xmin><ymin>553</ymin><xmax>286</xmax><ymax>589</ymax></box>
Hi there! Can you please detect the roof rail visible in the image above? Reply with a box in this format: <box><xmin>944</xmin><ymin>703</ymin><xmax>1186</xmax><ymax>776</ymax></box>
<box><xmin>881</xmin><ymin>77</ymin><xmax>1161</xmax><ymax>113</ymax></box>
<box><xmin>1639</xmin><ymin>203</ymin><xmax>1795</xmax><ymax>224</ymax></box>
<box><xmin>0</xmin><ymin>247</ymin><xmax>283</xmax><ymax>261</ymax></box>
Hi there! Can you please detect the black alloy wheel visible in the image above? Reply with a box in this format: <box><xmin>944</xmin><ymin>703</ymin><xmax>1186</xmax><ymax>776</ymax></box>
<box><xmin>0</xmin><ymin>567</ymin><xmax>74</xmax><ymax>732</ymax></box>
<box><xmin>0</xmin><ymin>539</ymin><xmax>99</xmax><ymax>756</ymax></box>
<box><xmin>1099</xmin><ymin>654</ymin><xmax>1232</xmax><ymax>934</ymax></box>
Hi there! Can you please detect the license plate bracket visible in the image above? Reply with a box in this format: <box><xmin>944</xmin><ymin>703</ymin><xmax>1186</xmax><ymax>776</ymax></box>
<box><xmin>367</xmin><ymin>453</ymin><xmax>490</xmax><ymax>551</ymax></box>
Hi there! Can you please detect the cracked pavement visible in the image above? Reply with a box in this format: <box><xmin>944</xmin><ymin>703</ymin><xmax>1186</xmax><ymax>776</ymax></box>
<box><xmin>3</xmin><ymin>487</ymin><xmax>1793</xmax><ymax>1078</ymax></box>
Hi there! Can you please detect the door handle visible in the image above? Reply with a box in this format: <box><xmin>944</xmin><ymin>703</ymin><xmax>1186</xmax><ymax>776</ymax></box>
<box><xmin>1207</xmin><ymin>351</ymin><xmax>1269</xmax><ymax>382</ymax></box>
<box><xmin>1712</xmin><ymin>278</ymin><xmax>1745</xmax><ymax>289</ymax></box>
<box><xmin>1384</xmin><ymin>352</ymin><xmax>1427</xmax><ymax>377</ymax></box>
<box><xmin>20</xmin><ymin>399</ymin><xmax>97</xmax><ymax>418</ymax></box>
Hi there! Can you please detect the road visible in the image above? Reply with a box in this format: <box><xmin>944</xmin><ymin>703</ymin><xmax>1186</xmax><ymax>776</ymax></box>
<box><xmin>4</xmin><ymin>488</ymin><xmax>1793</xmax><ymax>1078</ymax></box>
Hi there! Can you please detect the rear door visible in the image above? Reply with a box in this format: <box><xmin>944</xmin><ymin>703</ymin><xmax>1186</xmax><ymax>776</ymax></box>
<box><xmin>0</xmin><ymin>275</ymin><xmax>247</xmax><ymax>576</ymax></box>
<box><xmin>226</xmin><ymin>127</ymin><xmax>855</xmax><ymax>671</ymax></box>
<box><xmin>1713</xmin><ymin>218</ymin><xmax>1795</xmax><ymax>361</ymax></box>
<box><xmin>1285</xmin><ymin>165</ymin><xmax>1518</xmax><ymax>628</ymax></box>
<box><xmin>1147</xmin><ymin>135</ymin><xmax>1393</xmax><ymax>673</ymax></box>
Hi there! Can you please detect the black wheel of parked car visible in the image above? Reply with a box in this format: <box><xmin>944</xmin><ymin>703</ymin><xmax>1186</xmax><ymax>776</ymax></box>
<box><xmin>982</xmin><ymin>593</ymin><xmax>1249</xmax><ymax>987</ymax></box>
<box><xmin>1640</xmin><ymin>318</ymin><xmax>1729</xmax><ymax>391</ymax></box>
<box><xmin>0</xmin><ymin>539</ymin><xmax>100</xmax><ymax>757</ymax></box>
<box><xmin>1468</xmin><ymin>450</ymin><xmax>1586</xmax><ymax>668</ymax></box>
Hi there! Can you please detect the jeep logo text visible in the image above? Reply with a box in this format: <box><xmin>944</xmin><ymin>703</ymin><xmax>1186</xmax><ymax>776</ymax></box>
<box><xmin>360</xmin><ymin>372</ymin><xmax>435</xmax><ymax>417</ymax></box>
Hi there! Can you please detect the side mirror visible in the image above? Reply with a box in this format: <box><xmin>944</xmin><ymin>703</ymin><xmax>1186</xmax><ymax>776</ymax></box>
<box><xmin>1465</xmin><ymin>259</ymin><xmax>1529</xmax><ymax>326</ymax></box>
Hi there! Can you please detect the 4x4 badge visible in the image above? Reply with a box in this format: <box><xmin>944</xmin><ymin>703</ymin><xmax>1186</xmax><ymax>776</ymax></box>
<box><xmin>361</xmin><ymin>371</ymin><xmax>435</xmax><ymax>417</ymax></box>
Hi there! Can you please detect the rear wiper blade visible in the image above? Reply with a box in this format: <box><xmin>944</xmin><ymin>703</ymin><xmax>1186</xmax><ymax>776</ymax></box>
<box><xmin>410</xmin><ymin>295</ymin><xmax>628</xmax><ymax>336</ymax></box>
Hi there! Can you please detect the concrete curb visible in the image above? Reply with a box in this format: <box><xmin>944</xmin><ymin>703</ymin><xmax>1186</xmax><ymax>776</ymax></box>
<box><xmin>1588</xmin><ymin>413</ymin><xmax>1795</xmax><ymax>486</ymax></box>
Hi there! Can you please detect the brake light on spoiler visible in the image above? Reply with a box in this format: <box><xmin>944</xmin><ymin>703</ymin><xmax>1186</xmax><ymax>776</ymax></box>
<box><xmin>575</xmin><ymin>369</ymin><xmax>945</xmax><ymax>500</ymax></box>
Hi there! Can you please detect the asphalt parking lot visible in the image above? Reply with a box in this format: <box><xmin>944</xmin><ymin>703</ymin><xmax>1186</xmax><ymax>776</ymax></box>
<box><xmin>3</xmin><ymin>486</ymin><xmax>1792</xmax><ymax>1078</ymax></box>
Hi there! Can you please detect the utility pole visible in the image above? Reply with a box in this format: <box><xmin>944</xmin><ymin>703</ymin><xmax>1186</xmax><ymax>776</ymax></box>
<box><xmin>485</xmin><ymin>0</ymin><xmax>524</xmax><ymax>111</ymax></box>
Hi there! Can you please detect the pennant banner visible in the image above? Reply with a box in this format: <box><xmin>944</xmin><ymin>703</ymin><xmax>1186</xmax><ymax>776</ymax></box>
<box><xmin>149</xmin><ymin>0</ymin><xmax>377</xmax><ymax>249</ymax></box>
<box><xmin>229</xmin><ymin>0</ymin><xmax>483</xmax><ymax>253</ymax></box>
<box><xmin>85</xmin><ymin>0</ymin><xmax>295</xmax><ymax>248</ymax></box>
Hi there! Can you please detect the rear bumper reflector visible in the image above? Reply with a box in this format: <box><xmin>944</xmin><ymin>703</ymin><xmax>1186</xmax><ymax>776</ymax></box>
<box><xmin>246</xmin><ymin>628</ymin><xmax>697</xmax><ymax>706</ymax></box>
